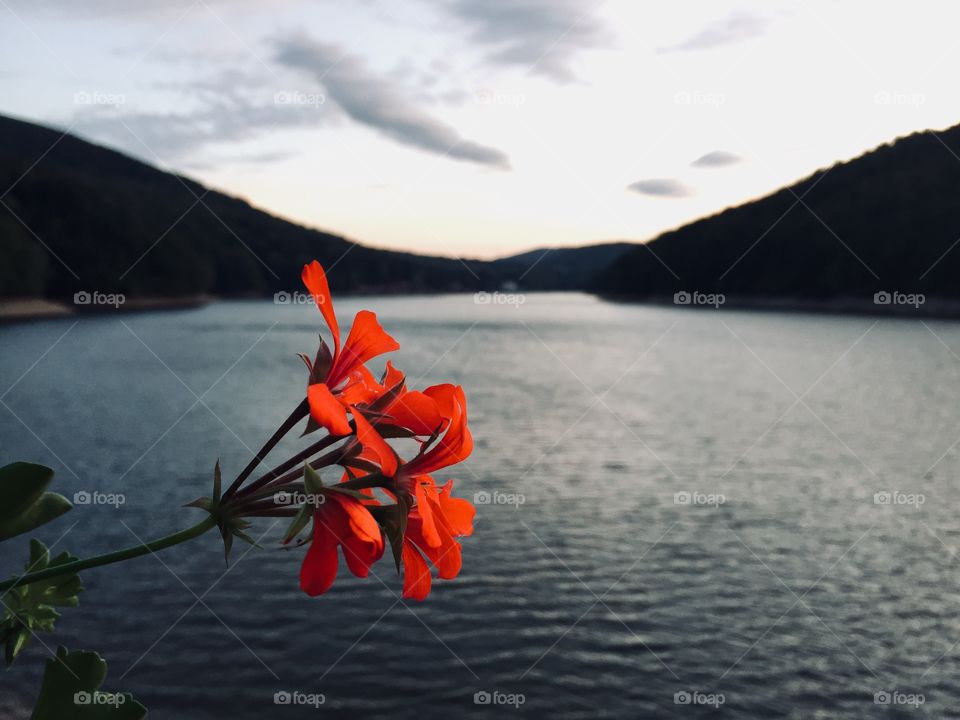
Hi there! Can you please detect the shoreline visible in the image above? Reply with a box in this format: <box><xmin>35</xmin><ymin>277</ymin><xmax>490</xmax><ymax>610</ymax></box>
<box><xmin>0</xmin><ymin>295</ymin><xmax>214</xmax><ymax>323</ymax></box>
<box><xmin>600</xmin><ymin>294</ymin><xmax>960</xmax><ymax>320</ymax></box>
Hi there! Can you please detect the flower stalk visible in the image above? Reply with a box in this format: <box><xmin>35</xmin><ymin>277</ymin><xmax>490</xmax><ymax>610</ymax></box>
<box><xmin>0</xmin><ymin>515</ymin><xmax>218</xmax><ymax>594</ymax></box>
<box><xmin>223</xmin><ymin>398</ymin><xmax>310</xmax><ymax>499</ymax></box>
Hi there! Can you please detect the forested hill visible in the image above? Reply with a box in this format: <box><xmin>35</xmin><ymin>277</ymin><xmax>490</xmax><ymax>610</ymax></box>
<box><xmin>491</xmin><ymin>243</ymin><xmax>634</xmax><ymax>290</ymax></box>
<box><xmin>0</xmin><ymin>114</ymin><xmax>506</xmax><ymax>299</ymax></box>
<box><xmin>597</xmin><ymin>123</ymin><xmax>960</xmax><ymax>305</ymax></box>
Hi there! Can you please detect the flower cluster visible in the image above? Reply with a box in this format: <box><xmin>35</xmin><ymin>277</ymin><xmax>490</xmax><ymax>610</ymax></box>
<box><xmin>221</xmin><ymin>261</ymin><xmax>475</xmax><ymax>600</ymax></box>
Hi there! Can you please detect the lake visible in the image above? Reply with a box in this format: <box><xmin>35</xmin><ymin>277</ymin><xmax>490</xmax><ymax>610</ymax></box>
<box><xmin>2</xmin><ymin>293</ymin><xmax>960</xmax><ymax>718</ymax></box>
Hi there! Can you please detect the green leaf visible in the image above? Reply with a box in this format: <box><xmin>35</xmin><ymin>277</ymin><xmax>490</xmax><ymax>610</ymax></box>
<box><xmin>303</xmin><ymin>463</ymin><xmax>323</xmax><ymax>495</ymax></box>
<box><xmin>184</xmin><ymin>461</ymin><xmax>224</xmax><ymax>517</ymax></box>
<box><xmin>6</xmin><ymin>627</ymin><xmax>30</xmax><ymax>666</ymax></box>
<box><xmin>282</xmin><ymin>503</ymin><xmax>313</xmax><ymax>544</ymax></box>
<box><xmin>2</xmin><ymin>540</ymin><xmax>82</xmax><ymax>666</ymax></box>
<box><xmin>29</xmin><ymin>537</ymin><xmax>49</xmax><ymax>569</ymax></box>
<box><xmin>219</xmin><ymin>517</ymin><xmax>261</xmax><ymax>563</ymax></box>
<box><xmin>183</xmin><ymin>496</ymin><xmax>214</xmax><ymax>512</ymax></box>
<box><xmin>219</xmin><ymin>524</ymin><xmax>234</xmax><ymax>563</ymax></box>
<box><xmin>231</xmin><ymin>528</ymin><xmax>260</xmax><ymax>548</ymax></box>
<box><xmin>309</xmin><ymin>338</ymin><xmax>333</xmax><ymax>384</ymax></box>
<box><xmin>0</xmin><ymin>462</ymin><xmax>71</xmax><ymax>542</ymax></box>
<box><xmin>212</xmin><ymin>460</ymin><xmax>222</xmax><ymax>504</ymax></box>
<box><xmin>31</xmin><ymin>647</ymin><xmax>147</xmax><ymax>719</ymax></box>
<box><xmin>0</xmin><ymin>462</ymin><xmax>54</xmax><ymax>522</ymax></box>
<box><xmin>0</xmin><ymin>493</ymin><xmax>72</xmax><ymax>542</ymax></box>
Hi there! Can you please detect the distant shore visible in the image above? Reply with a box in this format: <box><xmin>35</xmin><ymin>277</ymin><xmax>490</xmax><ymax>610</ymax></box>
<box><xmin>0</xmin><ymin>295</ymin><xmax>212</xmax><ymax>323</ymax></box>
<box><xmin>601</xmin><ymin>294</ymin><xmax>960</xmax><ymax>320</ymax></box>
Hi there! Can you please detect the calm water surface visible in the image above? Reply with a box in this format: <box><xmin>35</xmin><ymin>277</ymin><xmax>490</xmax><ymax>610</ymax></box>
<box><xmin>2</xmin><ymin>293</ymin><xmax>960</xmax><ymax>718</ymax></box>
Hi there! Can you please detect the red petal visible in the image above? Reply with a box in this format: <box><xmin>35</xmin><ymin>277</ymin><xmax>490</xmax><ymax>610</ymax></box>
<box><xmin>328</xmin><ymin>311</ymin><xmax>399</xmax><ymax>387</ymax></box>
<box><xmin>423</xmin><ymin>530</ymin><xmax>462</xmax><ymax>580</ymax></box>
<box><xmin>352</xmin><ymin>409</ymin><xmax>399</xmax><ymax>477</ymax></box>
<box><xmin>386</xmin><ymin>391</ymin><xmax>443</xmax><ymax>436</ymax></box>
<box><xmin>381</xmin><ymin>361</ymin><xmax>404</xmax><ymax>389</ymax></box>
<box><xmin>301</xmin><ymin>261</ymin><xmax>340</xmax><ymax>356</ymax></box>
<box><xmin>327</xmin><ymin>492</ymin><xmax>382</xmax><ymax>545</ymax></box>
<box><xmin>307</xmin><ymin>383</ymin><xmax>352</xmax><ymax>436</ymax></box>
<box><xmin>337</xmin><ymin>366</ymin><xmax>383</xmax><ymax>406</ymax></box>
<box><xmin>299</xmin><ymin>514</ymin><xmax>340</xmax><ymax>596</ymax></box>
<box><xmin>401</xmin><ymin>541</ymin><xmax>432</xmax><ymax>601</ymax></box>
<box><xmin>341</xmin><ymin>531</ymin><xmax>384</xmax><ymax>577</ymax></box>
<box><xmin>414</xmin><ymin>479</ymin><xmax>441</xmax><ymax>548</ymax></box>
<box><xmin>409</xmin><ymin>514</ymin><xmax>462</xmax><ymax>580</ymax></box>
<box><xmin>437</xmin><ymin>480</ymin><xmax>476</xmax><ymax>537</ymax></box>
<box><xmin>423</xmin><ymin>384</ymin><xmax>457</xmax><ymax>422</ymax></box>
<box><xmin>405</xmin><ymin>386</ymin><xmax>472</xmax><ymax>476</ymax></box>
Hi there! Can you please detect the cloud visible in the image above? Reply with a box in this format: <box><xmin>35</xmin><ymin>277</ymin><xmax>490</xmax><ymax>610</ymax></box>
<box><xmin>627</xmin><ymin>178</ymin><xmax>691</xmax><ymax>197</ymax></box>
<box><xmin>69</xmin><ymin>69</ymin><xmax>327</xmax><ymax>164</ymax></box>
<box><xmin>691</xmin><ymin>150</ymin><xmax>742</xmax><ymax>167</ymax></box>
<box><xmin>447</xmin><ymin>0</ymin><xmax>608</xmax><ymax>83</ymax></box>
<box><xmin>659</xmin><ymin>11</ymin><xmax>770</xmax><ymax>54</ymax></box>
<box><xmin>274</xmin><ymin>35</ymin><xmax>510</xmax><ymax>169</ymax></box>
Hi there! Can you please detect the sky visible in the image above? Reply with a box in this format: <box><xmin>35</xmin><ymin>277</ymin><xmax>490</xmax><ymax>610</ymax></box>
<box><xmin>2</xmin><ymin>0</ymin><xmax>960</xmax><ymax>259</ymax></box>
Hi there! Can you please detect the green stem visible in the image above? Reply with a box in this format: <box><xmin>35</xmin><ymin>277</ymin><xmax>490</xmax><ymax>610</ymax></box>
<box><xmin>0</xmin><ymin>515</ymin><xmax>218</xmax><ymax>594</ymax></box>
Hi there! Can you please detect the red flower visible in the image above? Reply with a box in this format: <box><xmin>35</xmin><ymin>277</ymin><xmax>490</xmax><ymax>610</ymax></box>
<box><xmin>339</xmin><ymin>383</ymin><xmax>471</xmax><ymax>494</ymax></box>
<box><xmin>352</xmin><ymin>409</ymin><xmax>399</xmax><ymax>477</ymax></box>
<box><xmin>400</xmin><ymin>385</ymin><xmax>473</xmax><ymax>479</ymax></box>
<box><xmin>349</xmin><ymin>361</ymin><xmax>448</xmax><ymax>437</ymax></box>
<box><xmin>396</xmin><ymin>387</ymin><xmax>474</xmax><ymax>599</ymax></box>
<box><xmin>301</xmin><ymin>261</ymin><xmax>399</xmax><ymax>436</ymax></box>
<box><xmin>245</xmin><ymin>260</ymin><xmax>478</xmax><ymax>601</ymax></box>
<box><xmin>299</xmin><ymin>492</ymin><xmax>384</xmax><ymax>597</ymax></box>
<box><xmin>402</xmin><ymin>478</ymin><xmax>475</xmax><ymax>600</ymax></box>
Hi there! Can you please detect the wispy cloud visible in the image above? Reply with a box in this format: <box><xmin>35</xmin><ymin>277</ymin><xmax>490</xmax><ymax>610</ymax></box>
<box><xmin>69</xmin><ymin>68</ymin><xmax>324</xmax><ymax>164</ymax></box>
<box><xmin>658</xmin><ymin>11</ymin><xmax>770</xmax><ymax>54</ymax></box>
<box><xmin>274</xmin><ymin>35</ymin><xmax>510</xmax><ymax>169</ymax></box>
<box><xmin>691</xmin><ymin>150</ymin><xmax>742</xmax><ymax>167</ymax></box>
<box><xmin>447</xmin><ymin>0</ymin><xmax>608</xmax><ymax>83</ymax></box>
<box><xmin>627</xmin><ymin>178</ymin><xmax>691</xmax><ymax>197</ymax></box>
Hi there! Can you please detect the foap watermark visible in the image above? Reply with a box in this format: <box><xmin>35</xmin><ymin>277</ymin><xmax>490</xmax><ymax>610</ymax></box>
<box><xmin>474</xmin><ymin>490</ymin><xmax>525</xmax><ymax>508</ymax></box>
<box><xmin>474</xmin><ymin>291</ymin><xmax>525</xmax><ymax>309</ymax></box>
<box><xmin>74</xmin><ymin>490</ymin><xmax>125</xmax><ymax>508</ymax></box>
<box><xmin>673</xmin><ymin>90</ymin><xmax>725</xmax><ymax>107</ymax></box>
<box><xmin>674</xmin><ymin>690</ymin><xmax>725</xmax><ymax>708</ymax></box>
<box><xmin>273</xmin><ymin>690</ymin><xmax>325</xmax><ymax>708</ymax></box>
<box><xmin>74</xmin><ymin>290</ymin><xmax>125</xmax><ymax>308</ymax></box>
<box><xmin>274</xmin><ymin>290</ymin><xmax>324</xmax><ymax>306</ymax></box>
<box><xmin>274</xmin><ymin>90</ymin><xmax>326</xmax><ymax>108</ymax></box>
<box><xmin>75</xmin><ymin>691</ymin><xmax>126</xmax><ymax>708</ymax></box>
<box><xmin>874</xmin><ymin>491</ymin><xmax>925</xmax><ymax>508</ymax></box>
<box><xmin>873</xmin><ymin>91</ymin><xmax>925</xmax><ymax>107</ymax></box>
<box><xmin>73</xmin><ymin>90</ymin><xmax>126</xmax><ymax>108</ymax></box>
<box><xmin>273</xmin><ymin>490</ymin><xmax>325</xmax><ymax>506</ymax></box>
<box><xmin>873</xmin><ymin>290</ymin><xmax>924</xmax><ymax>308</ymax></box>
<box><xmin>874</xmin><ymin>690</ymin><xmax>925</xmax><ymax>707</ymax></box>
<box><xmin>674</xmin><ymin>290</ymin><xmax>724</xmax><ymax>308</ymax></box>
<box><xmin>674</xmin><ymin>491</ymin><xmax>726</xmax><ymax>508</ymax></box>
<box><xmin>474</xmin><ymin>89</ymin><xmax>526</xmax><ymax>107</ymax></box>
<box><xmin>473</xmin><ymin>690</ymin><xmax>525</xmax><ymax>708</ymax></box>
